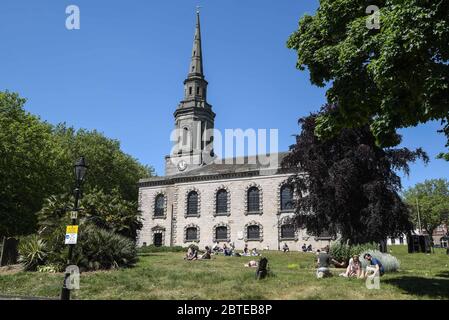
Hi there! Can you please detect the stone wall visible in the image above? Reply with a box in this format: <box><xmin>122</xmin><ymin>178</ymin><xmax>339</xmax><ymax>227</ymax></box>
<box><xmin>137</xmin><ymin>173</ymin><xmax>332</xmax><ymax>251</ymax></box>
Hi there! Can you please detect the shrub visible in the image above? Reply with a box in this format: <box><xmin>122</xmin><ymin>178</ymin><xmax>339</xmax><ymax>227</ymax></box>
<box><xmin>137</xmin><ymin>245</ymin><xmax>185</xmax><ymax>254</ymax></box>
<box><xmin>18</xmin><ymin>235</ymin><xmax>47</xmax><ymax>271</ymax></box>
<box><xmin>359</xmin><ymin>250</ymin><xmax>400</xmax><ymax>272</ymax></box>
<box><xmin>330</xmin><ymin>242</ymin><xmax>378</xmax><ymax>264</ymax></box>
<box><xmin>71</xmin><ymin>224</ymin><xmax>138</xmax><ymax>271</ymax></box>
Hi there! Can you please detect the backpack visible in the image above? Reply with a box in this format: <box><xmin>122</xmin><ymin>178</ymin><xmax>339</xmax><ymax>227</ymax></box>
<box><xmin>255</xmin><ymin>257</ymin><xmax>268</xmax><ymax>280</ymax></box>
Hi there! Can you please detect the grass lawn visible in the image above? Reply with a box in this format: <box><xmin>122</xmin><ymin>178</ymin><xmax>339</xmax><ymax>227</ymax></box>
<box><xmin>0</xmin><ymin>246</ymin><xmax>448</xmax><ymax>300</ymax></box>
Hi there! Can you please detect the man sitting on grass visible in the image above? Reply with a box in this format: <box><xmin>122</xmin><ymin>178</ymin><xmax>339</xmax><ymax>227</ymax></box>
<box><xmin>316</xmin><ymin>246</ymin><xmax>342</xmax><ymax>278</ymax></box>
<box><xmin>199</xmin><ymin>246</ymin><xmax>212</xmax><ymax>260</ymax></box>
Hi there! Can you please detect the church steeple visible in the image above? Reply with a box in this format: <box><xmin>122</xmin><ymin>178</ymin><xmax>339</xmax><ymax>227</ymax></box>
<box><xmin>181</xmin><ymin>10</ymin><xmax>209</xmax><ymax>105</ymax></box>
<box><xmin>166</xmin><ymin>9</ymin><xmax>216</xmax><ymax>176</ymax></box>
<box><xmin>189</xmin><ymin>11</ymin><xmax>203</xmax><ymax>78</ymax></box>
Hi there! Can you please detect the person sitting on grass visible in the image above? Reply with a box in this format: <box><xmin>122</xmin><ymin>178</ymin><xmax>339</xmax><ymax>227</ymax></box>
<box><xmin>302</xmin><ymin>244</ymin><xmax>307</xmax><ymax>252</ymax></box>
<box><xmin>251</xmin><ymin>248</ymin><xmax>260</xmax><ymax>256</ymax></box>
<box><xmin>339</xmin><ymin>254</ymin><xmax>362</xmax><ymax>278</ymax></box>
<box><xmin>223</xmin><ymin>244</ymin><xmax>232</xmax><ymax>256</ymax></box>
<box><xmin>242</xmin><ymin>244</ymin><xmax>250</xmax><ymax>256</ymax></box>
<box><xmin>307</xmin><ymin>244</ymin><xmax>313</xmax><ymax>252</ymax></box>
<box><xmin>184</xmin><ymin>246</ymin><xmax>198</xmax><ymax>261</ymax></box>
<box><xmin>316</xmin><ymin>246</ymin><xmax>342</xmax><ymax>278</ymax></box>
<box><xmin>212</xmin><ymin>242</ymin><xmax>220</xmax><ymax>254</ymax></box>
<box><xmin>362</xmin><ymin>253</ymin><xmax>384</xmax><ymax>277</ymax></box>
<box><xmin>199</xmin><ymin>246</ymin><xmax>212</xmax><ymax>260</ymax></box>
<box><xmin>283</xmin><ymin>243</ymin><xmax>290</xmax><ymax>253</ymax></box>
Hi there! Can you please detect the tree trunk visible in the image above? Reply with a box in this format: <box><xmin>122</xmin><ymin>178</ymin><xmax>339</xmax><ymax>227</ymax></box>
<box><xmin>379</xmin><ymin>239</ymin><xmax>388</xmax><ymax>253</ymax></box>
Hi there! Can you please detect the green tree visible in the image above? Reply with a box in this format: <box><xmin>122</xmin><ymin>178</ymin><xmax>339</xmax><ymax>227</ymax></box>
<box><xmin>0</xmin><ymin>92</ymin><xmax>61</xmax><ymax>236</ymax></box>
<box><xmin>403</xmin><ymin>179</ymin><xmax>449</xmax><ymax>240</ymax></box>
<box><xmin>52</xmin><ymin>124</ymin><xmax>154</xmax><ymax>201</ymax></box>
<box><xmin>282</xmin><ymin>111</ymin><xmax>428</xmax><ymax>244</ymax></box>
<box><xmin>287</xmin><ymin>0</ymin><xmax>449</xmax><ymax>154</ymax></box>
<box><xmin>1</xmin><ymin>91</ymin><xmax>154</xmax><ymax>237</ymax></box>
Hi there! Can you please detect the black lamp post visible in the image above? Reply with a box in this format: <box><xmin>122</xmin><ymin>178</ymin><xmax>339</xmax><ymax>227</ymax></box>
<box><xmin>61</xmin><ymin>157</ymin><xmax>88</xmax><ymax>300</ymax></box>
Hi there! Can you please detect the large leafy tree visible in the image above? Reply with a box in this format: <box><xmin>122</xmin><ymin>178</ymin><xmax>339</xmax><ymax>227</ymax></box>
<box><xmin>287</xmin><ymin>0</ymin><xmax>449</xmax><ymax>155</ymax></box>
<box><xmin>403</xmin><ymin>179</ymin><xmax>449</xmax><ymax>240</ymax></box>
<box><xmin>0</xmin><ymin>91</ymin><xmax>154</xmax><ymax>237</ymax></box>
<box><xmin>0</xmin><ymin>92</ymin><xmax>61</xmax><ymax>236</ymax></box>
<box><xmin>52</xmin><ymin>124</ymin><xmax>154</xmax><ymax>201</ymax></box>
<box><xmin>282</xmin><ymin>111</ymin><xmax>428</xmax><ymax>244</ymax></box>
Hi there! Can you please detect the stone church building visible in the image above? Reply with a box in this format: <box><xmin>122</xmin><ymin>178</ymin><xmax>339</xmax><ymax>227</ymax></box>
<box><xmin>137</xmin><ymin>12</ymin><xmax>332</xmax><ymax>251</ymax></box>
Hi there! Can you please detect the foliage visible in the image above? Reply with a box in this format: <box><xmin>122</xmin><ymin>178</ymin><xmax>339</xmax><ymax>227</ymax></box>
<box><xmin>17</xmin><ymin>235</ymin><xmax>48</xmax><ymax>271</ymax></box>
<box><xmin>0</xmin><ymin>92</ymin><xmax>61</xmax><ymax>237</ymax></box>
<box><xmin>287</xmin><ymin>0</ymin><xmax>449</xmax><ymax>152</ymax></box>
<box><xmin>81</xmin><ymin>188</ymin><xmax>143</xmax><ymax>240</ymax></box>
<box><xmin>359</xmin><ymin>250</ymin><xmax>400</xmax><ymax>273</ymax></box>
<box><xmin>330</xmin><ymin>242</ymin><xmax>378</xmax><ymax>264</ymax></box>
<box><xmin>0</xmin><ymin>91</ymin><xmax>154</xmax><ymax>238</ymax></box>
<box><xmin>32</xmin><ymin>189</ymin><xmax>141</xmax><ymax>271</ymax></box>
<box><xmin>51</xmin><ymin>124</ymin><xmax>154</xmax><ymax>201</ymax></box>
<box><xmin>282</xmin><ymin>113</ymin><xmax>428</xmax><ymax>244</ymax></box>
<box><xmin>72</xmin><ymin>224</ymin><xmax>138</xmax><ymax>271</ymax></box>
<box><xmin>37</xmin><ymin>188</ymin><xmax>142</xmax><ymax>241</ymax></box>
<box><xmin>137</xmin><ymin>245</ymin><xmax>185</xmax><ymax>254</ymax></box>
<box><xmin>403</xmin><ymin>179</ymin><xmax>449</xmax><ymax>240</ymax></box>
<box><xmin>37</xmin><ymin>264</ymin><xmax>61</xmax><ymax>273</ymax></box>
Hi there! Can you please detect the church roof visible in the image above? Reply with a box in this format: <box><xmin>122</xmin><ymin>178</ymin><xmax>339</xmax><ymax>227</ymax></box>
<box><xmin>139</xmin><ymin>152</ymin><xmax>292</xmax><ymax>187</ymax></box>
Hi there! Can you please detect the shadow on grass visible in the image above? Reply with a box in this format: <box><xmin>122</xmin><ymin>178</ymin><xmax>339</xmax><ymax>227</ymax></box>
<box><xmin>435</xmin><ymin>271</ymin><xmax>449</xmax><ymax>278</ymax></box>
<box><xmin>383</xmin><ymin>276</ymin><xmax>449</xmax><ymax>298</ymax></box>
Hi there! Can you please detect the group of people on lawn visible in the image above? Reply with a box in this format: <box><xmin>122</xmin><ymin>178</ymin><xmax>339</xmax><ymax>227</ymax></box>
<box><xmin>184</xmin><ymin>243</ymin><xmax>385</xmax><ymax>280</ymax></box>
<box><xmin>282</xmin><ymin>243</ymin><xmax>314</xmax><ymax>253</ymax></box>
<box><xmin>184</xmin><ymin>243</ymin><xmax>261</xmax><ymax>261</ymax></box>
<box><xmin>316</xmin><ymin>246</ymin><xmax>385</xmax><ymax>279</ymax></box>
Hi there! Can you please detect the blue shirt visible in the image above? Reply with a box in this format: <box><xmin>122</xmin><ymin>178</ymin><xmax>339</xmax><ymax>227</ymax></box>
<box><xmin>370</xmin><ymin>258</ymin><xmax>384</xmax><ymax>273</ymax></box>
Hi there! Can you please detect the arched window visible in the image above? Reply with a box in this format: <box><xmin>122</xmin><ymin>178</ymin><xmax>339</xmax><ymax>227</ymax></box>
<box><xmin>281</xmin><ymin>185</ymin><xmax>294</xmax><ymax>211</ymax></box>
<box><xmin>186</xmin><ymin>227</ymin><xmax>198</xmax><ymax>241</ymax></box>
<box><xmin>247</xmin><ymin>187</ymin><xmax>260</xmax><ymax>213</ymax></box>
<box><xmin>187</xmin><ymin>191</ymin><xmax>199</xmax><ymax>216</ymax></box>
<box><xmin>215</xmin><ymin>226</ymin><xmax>228</xmax><ymax>241</ymax></box>
<box><xmin>280</xmin><ymin>224</ymin><xmax>295</xmax><ymax>239</ymax></box>
<box><xmin>154</xmin><ymin>194</ymin><xmax>165</xmax><ymax>217</ymax></box>
<box><xmin>216</xmin><ymin>189</ymin><xmax>228</xmax><ymax>214</ymax></box>
<box><xmin>247</xmin><ymin>225</ymin><xmax>260</xmax><ymax>240</ymax></box>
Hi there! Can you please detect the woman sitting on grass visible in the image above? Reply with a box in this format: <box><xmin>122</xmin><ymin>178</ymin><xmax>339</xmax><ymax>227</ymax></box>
<box><xmin>184</xmin><ymin>247</ymin><xmax>198</xmax><ymax>261</ymax></box>
<box><xmin>339</xmin><ymin>255</ymin><xmax>362</xmax><ymax>278</ymax></box>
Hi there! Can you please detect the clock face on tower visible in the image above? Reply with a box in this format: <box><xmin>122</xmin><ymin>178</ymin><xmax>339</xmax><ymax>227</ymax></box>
<box><xmin>177</xmin><ymin>160</ymin><xmax>188</xmax><ymax>172</ymax></box>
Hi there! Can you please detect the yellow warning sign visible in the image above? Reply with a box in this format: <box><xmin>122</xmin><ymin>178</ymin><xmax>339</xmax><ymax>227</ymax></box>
<box><xmin>66</xmin><ymin>225</ymin><xmax>79</xmax><ymax>234</ymax></box>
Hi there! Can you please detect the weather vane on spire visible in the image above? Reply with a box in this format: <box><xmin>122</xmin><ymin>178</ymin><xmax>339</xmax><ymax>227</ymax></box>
<box><xmin>196</xmin><ymin>5</ymin><xmax>202</xmax><ymax>14</ymax></box>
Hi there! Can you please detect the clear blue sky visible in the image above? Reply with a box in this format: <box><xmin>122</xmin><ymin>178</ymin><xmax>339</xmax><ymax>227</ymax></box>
<box><xmin>0</xmin><ymin>0</ymin><xmax>447</xmax><ymax>190</ymax></box>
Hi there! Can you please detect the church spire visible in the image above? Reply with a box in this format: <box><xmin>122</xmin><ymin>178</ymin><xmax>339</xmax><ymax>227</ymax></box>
<box><xmin>167</xmin><ymin>8</ymin><xmax>215</xmax><ymax>175</ymax></box>
<box><xmin>188</xmin><ymin>10</ymin><xmax>203</xmax><ymax>78</ymax></box>
<box><xmin>180</xmin><ymin>9</ymin><xmax>209</xmax><ymax>103</ymax></box>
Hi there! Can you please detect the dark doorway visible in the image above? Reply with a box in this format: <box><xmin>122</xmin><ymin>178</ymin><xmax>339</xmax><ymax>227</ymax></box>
<box><xmin>154</xmin><ymin>233</ymin><xmax>163</xmax><ymax>247</ymax></box>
